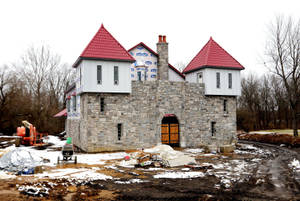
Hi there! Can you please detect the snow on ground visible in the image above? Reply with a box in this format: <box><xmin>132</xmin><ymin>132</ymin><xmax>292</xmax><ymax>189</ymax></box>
<box><xmin>45</xmin><ymin>135</ymin><xmax>66</xmax><ymax>148</ymax></box>
<box><xmin>35</xmin><ymin>168</ymin><xmax>113</xmax><ymax>181</ymax></box>
<box><xmin>289</xmin><ymin>159</ymin><xmax>300</xmax><ymax>172</ymax></box>
<box><xmin>154</xmin><ymin>171</ymin><xmax>205</xmax><ymax>179</ymax></box>
<box><xmin>18</xmin><ymin>136</ymin><xmax>127</xmax><ymax>166</ymax></box>
<box><xmin>115</xmin><ymin>179</ymin><xmax>146</xmax><ymax>184</ymax></box>
<box><xmin>184</xmin><ymin>148</ymin><xmax>204</xmax><ymax>154</ymax></box>
<box><xmin>0</xmin><ymin>170</ymin><xmax>16</xmax><ymax>179</ymax></box>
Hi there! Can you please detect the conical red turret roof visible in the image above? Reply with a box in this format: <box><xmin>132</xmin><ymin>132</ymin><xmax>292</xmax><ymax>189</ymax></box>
<box><xmin>183</xmin><ymin>37</ymin><xmax>244</xmax><ymax>73</ymax></box>
<box><xmin>73</xmin><ymin>24</ymin><xmax>135</xmax><ymax>67</ymax></box>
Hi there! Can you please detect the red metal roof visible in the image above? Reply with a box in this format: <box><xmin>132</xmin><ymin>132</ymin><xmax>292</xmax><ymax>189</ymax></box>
<box><xmin>53</xmin><ymin>109</ymin><xmax>67</xmax><ymax>117</ymax></box>
<box><xmin>183</xmin><ymin>37</ymin><xmax>244</xmax><ymax>74</ymax></box>
<box><xmin>73</xmin><ymin>24</ymin><xmax>135</xmax><ymax>67</ymax></box>
<box><xmin>128</xmin><ymin>42</ymin><xmax>158</xmax><ymax>57</ymax></box>
<box><xmin>128</xmin><ymin>42</ymin><xmax>185</xmax><ymax>79</ymax></box>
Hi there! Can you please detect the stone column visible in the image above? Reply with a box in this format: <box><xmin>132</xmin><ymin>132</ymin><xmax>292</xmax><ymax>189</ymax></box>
<box><xmin>157</xmin><ymin>35</ymin><xmax>169</xmax><ymax>80</ymax></box>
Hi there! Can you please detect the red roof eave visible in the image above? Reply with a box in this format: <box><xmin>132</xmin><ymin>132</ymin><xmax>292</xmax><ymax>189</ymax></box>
<box><xmin>53</xmin><ymin>109</ymin><xmax>67</xmax><ymax>117</ymax></box>
<box><xmin>128</xmin><ymin>42</ymin><xmax>158</xmax><ymax>57</ymax></box>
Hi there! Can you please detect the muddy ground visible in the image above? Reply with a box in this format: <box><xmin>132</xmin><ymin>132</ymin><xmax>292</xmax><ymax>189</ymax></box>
<box><xmin>0</xmin><ymin>141</ymin><xmax>300</xmax><ymax>201</ymax></box>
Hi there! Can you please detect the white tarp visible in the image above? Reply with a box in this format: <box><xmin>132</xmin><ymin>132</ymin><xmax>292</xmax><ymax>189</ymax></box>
<box><xmin>144</xmin><ymin>144</ymin><xmax>196</xmax><ymax>167</ymax></box>
<box><xmin>0</xmin><ymin>146</ymin><xmax>42</xmax><ymax>172</ymax></box>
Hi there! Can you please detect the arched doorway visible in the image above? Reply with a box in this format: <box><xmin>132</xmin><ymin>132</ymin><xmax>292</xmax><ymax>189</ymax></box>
<box><xmin>161</xmin><ymin>114</ymin><xmax>179</xmax><ymax>147</ymax></box>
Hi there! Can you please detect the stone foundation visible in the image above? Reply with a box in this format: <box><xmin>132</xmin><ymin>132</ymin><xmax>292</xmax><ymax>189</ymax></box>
<box><xmin>66</xmin><ymin>80</ymin><xmax>237</xmax><ymax>152</ymax></box>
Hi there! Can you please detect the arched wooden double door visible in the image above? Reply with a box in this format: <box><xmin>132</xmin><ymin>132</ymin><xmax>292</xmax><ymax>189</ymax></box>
<box><xmin>161</xmin><ymin>115</ymin><xmax>179</xmax><ymax>147</ymax></box>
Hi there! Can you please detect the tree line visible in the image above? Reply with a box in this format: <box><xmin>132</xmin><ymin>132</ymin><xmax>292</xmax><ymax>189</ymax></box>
<box><xmin>0</xmin><ymin>45</ymin><xmax>74</xmax><ymax>135</ymax></box>
<box><xmin>238</xmin><ymin>16</ymin><xmax>300</xmax><ymax>136</ymax></box>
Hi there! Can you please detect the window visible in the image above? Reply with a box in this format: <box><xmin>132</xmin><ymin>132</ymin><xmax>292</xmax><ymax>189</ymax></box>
<box><xmin>114</xmin><ymin>66</ymin><xmax>119</xmax><ymax>85</ymax></box>
<box><xmin>211</xmin><ymin>122</ymin><xmax>216</xmax><ymax>136</ymax></box>
<box><xmin>117</xmin><ymin>124</ymin><xmax>122</xmax><ymax>140</ymax></box>
<box><xmin>144</xmin><ymin>72</ymin><xmax>147</xmax><ymax>81</ymax></box>
<box><xmin>216</xmin><ymin>72</ymin><xmax>220</xmax><ymax>88</ymax></box>
<box><xmin>73</xmin><ymin>96</ymin><xmax>76</xmax><ymax>111</ymax></box>
<box><xmin>79</xmin><ymin>67</ymin><xmax>81</xmax><ymax>86</ymax></box>
<box><xmin>97</xmin><ymin>65</ymin><xmax>102</xmax><ymax>84</ymax></box>
<box><xmin>197</xmin><ymin>72</ymin><xmax>203</xmax><ymax>83</ymax></box>
<box><xmin>223</xmin><ymin>100</ymin><xmax>227</xmax><ymax>113</ymax></box>
<box><xmin>100</xmin><ymin>97</ymin><xmax>105</xmax><ymax>112</ymax></box>
<box><xmin>137</xmin><ymin>71</ymin><xmax>142</xmax><ymax>81</ymax></box>
<box><xmin>67</xmin><ymin>99</ymin><xmax>70</xmax><ymax>112</ymax></box>
<box><xmin>228</xmin><ymin>73</ymin><xmax>232</xmax><ymax>89</ymax></box>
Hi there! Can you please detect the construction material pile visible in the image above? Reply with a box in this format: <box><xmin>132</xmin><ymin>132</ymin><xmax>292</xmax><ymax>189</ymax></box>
<box><xmin>0</xmin><ymin>146</ymin><xmax>43</xmax><ymax>173</ymax></box>
<box><xmin>121</xmin><ymin>144</ymin><xmax>196</xmax><ymax>168</ymax></box>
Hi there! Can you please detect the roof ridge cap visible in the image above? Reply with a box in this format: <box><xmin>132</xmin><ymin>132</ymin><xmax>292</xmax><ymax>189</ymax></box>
<box><xmin>204</xmin><ymin>37</ymin><xmax>213</xmax><ymax>65</ymax></box>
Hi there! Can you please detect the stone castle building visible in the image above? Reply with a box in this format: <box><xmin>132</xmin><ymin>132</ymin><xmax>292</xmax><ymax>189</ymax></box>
<box><xmin>64</xmin><ymin>24</ymin><xmax>244</xmax><ymax>152</ymax></box>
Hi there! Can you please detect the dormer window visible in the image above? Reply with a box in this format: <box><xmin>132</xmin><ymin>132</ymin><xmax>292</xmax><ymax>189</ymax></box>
<box><xmin>114</xmin><ymin>66</ymin><xmax>119</xmax><ymax>85</ymax></box>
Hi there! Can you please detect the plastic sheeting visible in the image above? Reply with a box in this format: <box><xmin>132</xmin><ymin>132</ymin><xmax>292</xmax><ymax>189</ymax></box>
<box><xmin>0</xmin><ymin>146</ymin><xmax>42</xmax><ymax>172</ymax></box>
<box><xmin>144</xmin><ymin>144</ymin><xmax>196</xmax><ymax>167</ymax></box>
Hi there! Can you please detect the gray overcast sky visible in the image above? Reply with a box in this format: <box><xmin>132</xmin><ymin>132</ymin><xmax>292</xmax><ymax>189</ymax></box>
<box><xmin>0</xmin><ymin>0</ymin><xmax>299</xmax><ymax>76</ymax></box>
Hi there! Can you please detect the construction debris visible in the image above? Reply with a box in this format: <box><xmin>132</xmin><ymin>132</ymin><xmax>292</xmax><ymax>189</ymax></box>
<box><xmin>0</xmin><ymin>136</ymin><xmax>22</xmax><ymax>148</ymax></box>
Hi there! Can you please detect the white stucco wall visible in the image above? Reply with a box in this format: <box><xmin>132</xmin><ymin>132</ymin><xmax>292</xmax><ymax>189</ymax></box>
<box><xmin>185</xmin><ymin>68</ymin><xmax>241</xmax><ymax>96</ymax></box>
<box><xmin>79</xmin><ymin>60</ymin><xmax>132</xmax><ymax>93</ymax></box>
<box><xmin>168</xmin><ymin>68</ymin><xmax>185</xmax><ymax>82</ymax></box>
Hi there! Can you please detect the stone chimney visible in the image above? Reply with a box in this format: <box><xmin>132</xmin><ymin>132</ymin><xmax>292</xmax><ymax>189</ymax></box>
<box><xmin>157</xmin><ymin>35</ymin><xmax>169</xmax><ymax>80</ymax></box>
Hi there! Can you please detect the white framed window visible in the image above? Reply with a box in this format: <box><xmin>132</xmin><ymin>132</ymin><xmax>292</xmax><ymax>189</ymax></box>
<box><xmin>228</xmin><ymin>73</ymin><xmax>232</xmax><ymax>89</ymax></box>
<box><xmin>197</xmin><ymin>72</ymin><xmax>203</xmax><ymax>83</ymax></box>
<box><xmin>67</xmin><ymin>99</ymin><xmax>70</xmax><ymax>112</ymax></box>
<box><xmin>114</xmin><ymin>66</ymin><xmax>119</xmax><ymax>85</ymax></box>
<box><xmin>216</xmin><ymin>72</ymin><xmax>220</xmax><ymax>88</ymax></box>
<box><xmin>97</xmin><ymin>65</ymin><xmax>102</xmax><ymax>84</ymax></box>
<box><xmin>73</xmin><ymin>96</ymin><xmax>76</xmax><ymax>111</ymax></box>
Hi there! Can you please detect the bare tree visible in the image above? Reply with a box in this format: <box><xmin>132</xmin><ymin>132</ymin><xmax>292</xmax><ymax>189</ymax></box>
<box><xmin>0</xmin><ymin>65</ymin><xmax>11</xmax><ymax>119</ymax></box>
<box><xmin>265</xmin><ymin>16</ymin><xmax>300</xmax><ymax>137</ymax></box>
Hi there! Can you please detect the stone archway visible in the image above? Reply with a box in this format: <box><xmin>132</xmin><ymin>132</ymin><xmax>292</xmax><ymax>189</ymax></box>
<box><xmin>161</xmin><ymin>114</ymin><xmax>180</xmax><ymax>147</ymax></box>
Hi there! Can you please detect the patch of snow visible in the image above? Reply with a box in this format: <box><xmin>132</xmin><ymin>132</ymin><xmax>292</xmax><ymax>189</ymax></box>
<box><xmin>45</xmin><ymin>136</ymin><xmax>66</xmax><ymax>148</ymax></box>
<box><xmin>143</xmin><ymin>168</ymin><xmax>164</xmax><ymax>171</ymax></box>
<box><xmin>115</xmin><ymin>179</ymin><xmax>146</xmax><ymax>184</ymax></box>
<box><xmin>154</xmin><ymin>171</ymin><xmax>205</xmax><ymax>179</ymax></box>
<box><xmin>184</xmin><ymin>148</ymin><xmax>204</xmax><ymax>154</ymax></box>
<box><xmin>221</xmin><ymin>178</ymin><xmax>231</xmax><ymax>188</ymax></box>
<box><xmin>35</xmin><ymin>168</ymin><xmax>112</xmax><ymax>181</ymax></box>
<box><xmin>0</xmin><ymin>170</ymin><xmax>16</xmax><ymax>179</ymax></box>
<box><xmin>289</xmin><ymin>159</ymin><xmax>300</xmax><ymax>172</ymax></box>
<box><xmin>118</xmin><ymin>159</ymin><xmax>137</xmax><ymax>168</ymax></box>
<box><xmin>76</xmin><ymin>152</ymin><xmax>127</xmax><ymax>165</ymax></box>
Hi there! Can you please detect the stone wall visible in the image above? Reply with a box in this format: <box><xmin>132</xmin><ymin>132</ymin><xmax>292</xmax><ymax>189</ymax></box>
<box><xmin>157</xmin><ymin>42</ymin><xmax>169</xmax><ymax>80</ymax></box>
<box><xmin>66</xmin><ymin>80</ymin><xmax>237</xmax><ymax>152</ymax></box>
